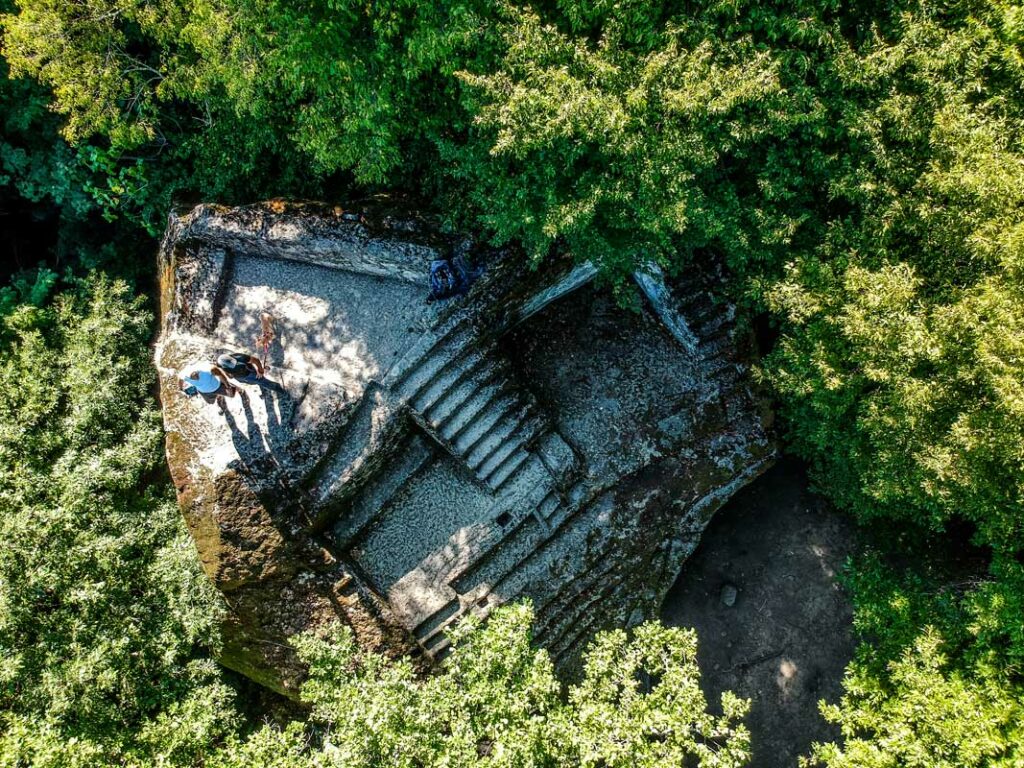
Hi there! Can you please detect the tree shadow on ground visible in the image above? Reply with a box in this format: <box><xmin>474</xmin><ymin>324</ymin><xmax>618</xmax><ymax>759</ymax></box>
<box><xmin>661</xmin><ymin>457</ymin><xmax>857</xmax><ymax>768</ymax></box>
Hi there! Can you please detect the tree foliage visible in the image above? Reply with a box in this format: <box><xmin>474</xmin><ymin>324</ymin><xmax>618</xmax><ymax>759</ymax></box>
<box><xmin>764</xmin><ymin>0</ymin><xmax>1024</xmax><ymax>554</ymax></box>
<box><xmin>0</xmin><ymin>275</ymin><xmax>237</xmax><ymax>766</ymax></box>
<box><xmin>805</xmin><ymin>628</ymin><xmax>1024</xmax><ymax>768</ymax></box>
<box><xmin>1</xmin><ymin>0</ymin><xmax>1022</xmax><ymax>763</ymax></box>
<box><xmin>802</xmin><ymin>555</ymin><xmax>1024</xmax><ymax>767</ymax></box>
<box><xmin>756</xmin><ymin>7</ymin><xmax>1024</xmax><ymax>759</ymax></box>
<box><xmin>211</xmin><ymin>603</ymin><xmax>751</xmax><ymax>768</ymax></box>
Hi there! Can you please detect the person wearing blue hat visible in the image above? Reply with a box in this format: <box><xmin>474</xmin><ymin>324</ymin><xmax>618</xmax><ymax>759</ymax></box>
<box><xmin>178</xmin><ymin>364</ymin><xmax>237</xmax><ymax>411</ymax></box>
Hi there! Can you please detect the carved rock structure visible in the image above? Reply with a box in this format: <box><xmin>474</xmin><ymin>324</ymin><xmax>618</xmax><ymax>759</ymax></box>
<box><xmin>156</xmin><ymin>201</ymin><xmax>774</xmax><ymax>696</ymax></box>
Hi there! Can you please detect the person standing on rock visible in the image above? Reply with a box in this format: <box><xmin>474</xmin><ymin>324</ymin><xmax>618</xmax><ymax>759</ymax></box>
<box><xmin>216</xmin><ymin>351</ymin><xmax>266</xmax><ymax>385</ymax></box>
<box><xmin>178</xmin><ymin>364</ymin><xmax>237</xmax><ymax>411</ymax></box>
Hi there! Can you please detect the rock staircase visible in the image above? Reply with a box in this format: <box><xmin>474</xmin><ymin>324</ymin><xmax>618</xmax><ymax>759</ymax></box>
<box><xmin>666</xmin><ymin>265</ymin><xmax>749</xmax><ymax>380</ymax></box>
<box><xmin>405</xmin><ymin>469</ymin><xmax>587</xmax><ymax>659</ymax></box>
<box><xmin>411</xmin><ymin>600</ymin><xmax>464</xmax><ymax>658</ymax></box>
<box><xmin>634</xmin><ymin>262</ymin><xmax>746</xmax><ymax>391</ymax></box>
<box><xmin>386</xmin><ymin>316</ymin><xmax>551</xmax><ymax>492</ymax></box>
<box><xmin>674</xmin><ymin>285</ymin><xmax>740</xmax><ymax>377</ymax></box>
<box><xmin>371</xmin><ymin>438</ymin><xmax>584</xmax><ymax>658</ymax></box>
<box><xmin>316</xmin><ymin>265</ymin><xmax>756</xmax><ymax>663</ymax></box>
<box><xmin>306</xmin><ymin>308</ymin><xmax>593</xmax><ymax>660</ymax></box>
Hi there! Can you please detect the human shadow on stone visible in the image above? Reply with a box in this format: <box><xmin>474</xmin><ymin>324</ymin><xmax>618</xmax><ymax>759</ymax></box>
<box><xmin>259</xmin><ymin>385</ymin><xmax>294</xmax><ymax>461</ymax></box>
<box><xmin>228</xmin><ymin>373</ymin><xmax>286</xmax><ymax>396</ymax></box>
<box><xmin>223</xmin><ymin>388</ymin><xmax>289</xmax><ymax>481</ymax></box>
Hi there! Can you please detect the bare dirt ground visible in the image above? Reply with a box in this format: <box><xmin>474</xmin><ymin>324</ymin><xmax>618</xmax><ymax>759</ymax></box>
<box><xmin>661</xmin><ymin>457</ymin><xmax>857</xmax><ymax>768</ymax></box>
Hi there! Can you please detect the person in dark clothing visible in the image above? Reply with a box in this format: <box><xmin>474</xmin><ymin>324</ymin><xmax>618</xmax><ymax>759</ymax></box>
<box><xmin>217</xmin><ymin>351</ymin><xmax>266</xmax><ymax>385</ymax></box>
<box><xmin>428</xmin><ymin>253</ymin><xmax>484</xmax><ymax>302</ymax></box>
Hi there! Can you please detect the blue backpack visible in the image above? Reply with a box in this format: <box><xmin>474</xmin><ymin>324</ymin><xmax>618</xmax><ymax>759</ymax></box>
<box><xmin>429</xmin><ymin>256</ymin><xmax>482</xmax><ymax>301</ymax></box>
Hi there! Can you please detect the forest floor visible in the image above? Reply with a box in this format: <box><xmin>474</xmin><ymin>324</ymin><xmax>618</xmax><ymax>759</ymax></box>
<box><xmin>661</xmin><ymin>457</ymin><xmax>857</xmax><ymax>768</ymax></box>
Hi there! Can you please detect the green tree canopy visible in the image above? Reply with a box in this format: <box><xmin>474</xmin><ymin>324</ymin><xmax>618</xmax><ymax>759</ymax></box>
<box><xmin>765</xmin><ymin>0</ymin><xmax>1024</xmax><ymax>554</ymax></box>
<box><xmin>212</xmin><ymin>603</ymin><xmax>751</xmax><ymax>768</ymax></box>
<box><xmin>0</xmin><ymin>275</ymin><xmax>237</xmax><ymax>766</ymax></box>
<box><xmin>2</xmin><ymin>0</ymin><xmax>1023</xmax><ymax>764</ymax></box>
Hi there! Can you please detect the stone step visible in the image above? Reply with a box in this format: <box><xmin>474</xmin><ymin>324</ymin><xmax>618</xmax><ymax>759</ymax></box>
<box><xmin>419</xmin><ymin>622</ymin><xmax>454</xmax><ymax>653</ymax></box>
<box><xmin>333</xmin><ymin>434</ymin><xmax>435</xmax><ymax>547</ymax></box>
<box><xmin>438</xmin><ymin>380</ymin><xmax>513</xmax><ymax>442</ymax></box>
<box><xmin>483</xmin><ymin>482</ymin><xmax>599</xmax><ymax>609</ymax></box>
<box><xmin>712</xmin><ymin>373</ymin><xmax>746</xmax><ymax>402</ymax></box>
<box><xmin>466</xmin><ymin>405</ymin><xmax>533</xmax><ymax>471</ymax></box>
<box><xmin>677</xmin><ymin>290</ymin><xmax>712</xmax><ymax>314</ymax></box>
<box><xmin>533</xmin><ymin>554</ymin><xmax>619</xmax><ymax>636</ymax></box>
<box><xmin>467</xmin><ymin>520</ymin><xmax>582</xmax><ymax>604</ymax></box>
<box><xmin>536</xmin><ymin>490</ymin><xmax>562</xmax><ymax>520</ymax></box>
<box><xmin>713</xmin><ymin>326</ymin><xmax>739</xmax><ymax>346</ymax></box>
<box><xmin>542</xmin><ymin>559</ymin><xmax>639</xmax><ymax>659</ymax></box>
<box><xmin>452</xmin><ymin>512</ymin><xmax>540</xmax><ymax>593</ymax></box>
<box><xmin>650</xmin><ymin>273</ymin><xmax>741</xmax><ymax>355</ymax></box>
<box><xmin>419</xmin><ymin>610</ymin><xmax>477</xmax><ymax>659</ymax></box>
<box><xmin>480</xmin><ymin>415</ymin><xmax>547</xmax><ymax>485</ymax></box>
<box><xmin>485</xmin><ymin>445</ymin><xmax>534</xmax><ymax>491</ymax></box>
<box><xmin>723</xmin><ymin>388</ymin><xmax>761</xmax><ymax>423</ymax></box>
<box><xmin>426</xmin><ymin>362</ymin><xmax>503</xmax><ymax>428</ymax></box>
<box><xmin>716</xmin><ymin>360</ymin><xmax>747</xmax><ymax>387</ymax></box>
<box><xmin>418</xmin><ymin>619</ymin><xmax>462</xmax><ymax>657</ymax></box>
<box><xmin>473</xmin><ymin>479</ymin><xmax>589</xmax><ymax>598</ymax></box>
<box><xmin>412</xmin><ymin>346</ymin><xmax>490</xmax><ymax>415</ymax></box>
<box><xmin>449</xmin><ymin>515</ymin><xmax>544</xmax><ymax>598</ymax></box>
<box><xmin>687</xmin><ymin>310</ymin><xmax>719</xmax><ymax>333</ymax></box>
<box><xmin>412</xmin><ymin>598</ymin><xmax>461</xmax><ymax>643</ymax></box>
<box><xmin>385</xmin><ymin>313</ymin><xmax>468</xmax><ymax>388</ymax></box>
<box><xmin>700</xmin><ymin>332</ymin><xmax>734</xmax><ymax>359</ymax></box>
<box><xmin>394</xmin><ymin>325</ymin><xmax>475</xmax><ymax>403</ymax></box>
<box><xmin>418</xmin><ymin>599</ymin><xmax>500</xmax><ymax>657</ymax></box>
<box><xmin>534</xmin><ymin>481</ymin><xmax>588</xmax><ymax>537</ymax></box>
<box><xmin>705</xmin><ymin>354</ymin><xmax>743</xmax><ymax>380</ymax></box>
<box><xmin>540</xmin><ymin>586</ymin><xmax>617</xmax><ymax>663</ymax></box>
<box><xmin>670</xmin><ymin>291</ymin><xmax>705</xmax><ymax>312</ymax></box>
<box><xmin>453</xmin><ymin>397</ymin><xmax>523</xmax><ymax>456</ymax></box>
<box><xmin>548</xmin><ymin>584</ymin><xmax>621</xmax><ymax>664</ymax></box>
<box><xmin>536</xmin><ymin>432</ymin><xmax>579</xmax><ymax>490</ymax></box>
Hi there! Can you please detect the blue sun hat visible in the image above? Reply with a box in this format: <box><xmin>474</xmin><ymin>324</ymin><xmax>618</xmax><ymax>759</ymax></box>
<box><xmin>179</xmin><ymin>367</ymin><xmax>221</xmax><ymax>394</ymax></box>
